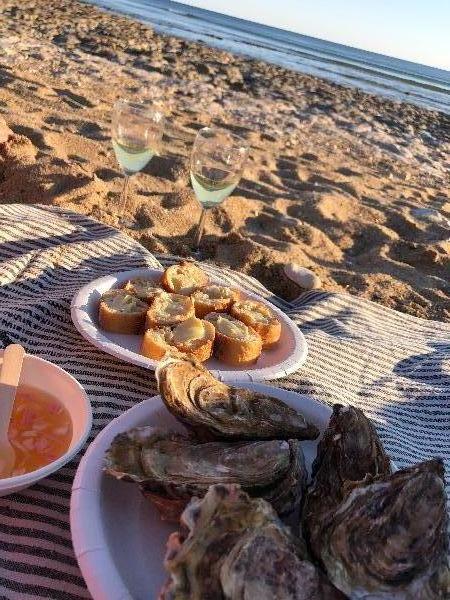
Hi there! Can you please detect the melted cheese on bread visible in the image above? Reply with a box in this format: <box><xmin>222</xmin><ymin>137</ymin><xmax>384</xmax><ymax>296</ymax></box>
<box><xmin>124</xmin><ymin>278</ymin><xmax>161</xmax><ymax>301</ymax></box>
<box><xmin>158</xmin><ymin>293</ymin><xmax>192</xmax><ymax>316</ymax></box>
<box><xmin>162</xmin><ymin>262</ymin><xmax>209</xmax><ymax>295</ymax></box>
<box><xmin>172</xmin><ymin>317</ymin><xmax>206</xmax><ymax>343</ymax></box>
<box><xmin>232</xmin><ymin>301</ymin><xmax>273</xmax><ymax>323</ymax></box>
<box><xmin>206</xmin><ymin>313</ymin><xmax>256</xmax><ymax>340</ymax></box>
<box><xmin>101</xmin><ymin>290</ymin><xmax>147</xmax><ymax>313</ymax></box>
<box><xmin>194</xmin><ymin>285</ymin><xmax>236</xmax><ymax>301</ymax></box>
<box><xmin>216</xmin><ymin>315</ymin><xmax>248</xmax><ymax>339</ymax></box>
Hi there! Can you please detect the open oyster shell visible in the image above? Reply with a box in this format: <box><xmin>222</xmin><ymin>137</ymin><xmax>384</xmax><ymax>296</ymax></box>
<box><xmin>155</xmin><ymin>355</ymin><xmax>319</xmax><ymax>441</ymax></box>
<box><xmin>160</xmin><ymin>484</ymin><xmax>346</xmax><ymax>600</ymax></box>
<box><xmin>304</xmin><ymin>403</ymin><xmax>391</xmax><ymax>559</ymax></box>
<box><xmin>318</xmin><ymin>459</ymin><xmax>449</xmax><ymax>599</ymax></box>
<box><xmin>105</xmin><ymin>427</ymin><xmax>306</xmax><ymax>520</ymax></box>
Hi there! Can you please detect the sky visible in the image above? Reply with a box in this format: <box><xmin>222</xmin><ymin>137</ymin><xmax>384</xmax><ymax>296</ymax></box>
<box><xmin>178</xmin><ymin>0</ymin><xmax>450</xmax><ymax>71</ymax></box>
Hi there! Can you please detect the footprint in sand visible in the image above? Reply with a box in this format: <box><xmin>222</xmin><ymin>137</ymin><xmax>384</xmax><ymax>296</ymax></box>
<box><xmin>300</xmin><ymin>152</ymin><xmax>319</xmax><ymax>162</ymax></box>
<box><xmin>68</xmin><ymin>154</ymin><xmax>89</xmax><ymax>165</ymax></box>
<box><xmin>45</xmin><ymin>115</ymin><xmax>83</xmax><ymax>129</ymax></box>
<box><xmin>55</xmin><ymin>88</ymin><xmax>97</xmax><ymax>109</ymax></box>
<box><xmin>335</xmin><ymin>166</ymin><xmax>362</xmax><ymax>177</ymax></box>
<box><xmin>95</xmin><ymin>167</ymin><xmax>122</xmax><ymax>181</ymax></box>
<box><xmin>390</xmin><ymin>240</ymin><xmax>450</xmax><ymax>272</ymax></box>
<box><xmin>308</xmin><ymin>174</ymin><xmax>360</xmax><ymax>198</ymax></box>
<box><xmin>410</xmin><ymin>207</ymin><xmax>450</xmax><ymax>231</ymax></box>
<box><xmin>77</xmin><ymin>122</ymin><xmax>109</xmax><ymax>141</ymax></box>
<box><xmin>9</xmin><ymin>124</ymin><xmax>51</xmax><ymax>151</ymax></box>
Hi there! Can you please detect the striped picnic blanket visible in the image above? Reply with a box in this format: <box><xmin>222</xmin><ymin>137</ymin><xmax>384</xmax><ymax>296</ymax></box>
<box><xmin>0</xmin><ymin>203</ymin><xmax>448</xmax><ymax>599</ymax></box>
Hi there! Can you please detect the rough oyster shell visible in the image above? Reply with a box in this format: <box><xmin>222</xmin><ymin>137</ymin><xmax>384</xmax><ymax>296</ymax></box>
<box><xmin>155</xmin><ymin>355</ymin><xmax>319</xmax><ymax>441</ymax></box>
<box><xmin>160</xmin><ymin>484</ymin><xmax>345</xmax><ymax>600</ymax></box>
<box><xmin>104</xmin><ymin>427</ymin><xmax>306</xmax><ymax>520</ymax></box>
<box><xmin>304</xmin><ymin>403</ymin><xmax>391</xmax><ymax>559</ymax></box>
<box><xmin>220</xmin><ymin>524</ymin><xmax>347</xmax><ymax>599</ymax></box>
<box><xmin>319</xmin><ymin>459</ymin><xmax>449</xmax><ymax>599</ymax></box>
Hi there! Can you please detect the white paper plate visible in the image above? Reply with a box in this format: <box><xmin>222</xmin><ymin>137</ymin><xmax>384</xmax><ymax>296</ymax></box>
<box><xmin>70</xmin><ymin>383</ymin><xmax>332</xmax><ymax>600</ymax></box>
<box><xmin>70</xmin><ymin>268</ymin><xmax>308</xmax><ymax>382</ymax></box>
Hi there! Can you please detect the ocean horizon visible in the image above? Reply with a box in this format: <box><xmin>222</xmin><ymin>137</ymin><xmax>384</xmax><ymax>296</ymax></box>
<box><xmin>84</xmin><ymin>0</ymin><xmax>450</xmax><ymax>115</ymax></box>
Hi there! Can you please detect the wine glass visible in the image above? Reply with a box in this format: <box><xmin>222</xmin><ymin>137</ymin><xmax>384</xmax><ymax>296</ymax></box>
<box><xmin>190</xmin><ymin>127</ymin><xmax>249</xmax><ymax>250</ymax></box>
<box><xmin>111</xmin><ymin>99</ymin><xmax>164</xmax><ymax>227</ymax></box>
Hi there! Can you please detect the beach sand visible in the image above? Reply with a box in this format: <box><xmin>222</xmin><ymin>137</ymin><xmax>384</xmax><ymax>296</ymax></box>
<box><xmin>0</xmin><ymin>0</ymin><xmax>449</xmax><ymax>320</ymax></box>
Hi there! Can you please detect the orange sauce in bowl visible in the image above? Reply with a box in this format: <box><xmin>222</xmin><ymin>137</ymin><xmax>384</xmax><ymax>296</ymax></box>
<box><xmin>7</xmin><ymin>385</ymin><xmax>73</xmax><ymax>477</ymax></box>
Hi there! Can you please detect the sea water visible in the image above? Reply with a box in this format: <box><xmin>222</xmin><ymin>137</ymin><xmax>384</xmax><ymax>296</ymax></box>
<box><xmin>85</xmin><ymin>0</ymin><xmax>450</xmax><ymax>115</ymax></box>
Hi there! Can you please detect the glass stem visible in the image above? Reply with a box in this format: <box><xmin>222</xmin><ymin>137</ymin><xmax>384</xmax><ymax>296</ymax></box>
<box><xmin>119</xmin><ymin>174</ymin><xmax>131</xmax><ymax>217</ymax></box>
<box><xmin>194</xmin><ymin>208</ymin><xmax>208</xmax><ymax>249</ymax></box>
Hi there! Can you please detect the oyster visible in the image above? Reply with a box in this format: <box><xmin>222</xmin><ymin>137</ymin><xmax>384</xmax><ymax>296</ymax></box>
<box><xmin>105</xmin><ymin>427</ymin><xmax>306</xmax><ymax>520</ymax></box>
<box><xmin>220</xmin><ymin>525</ymin><xmax>347</xmax><ymax>599</ymax></box>
<box><xmin>156</xmin><ymin>355</ymin><xmax>319</xmax><ymax>441</ymax></box>
<box><xmin>317</xmin><ymin>459</ymin><xmax>449</xmax><ymax>599</ymax></box>
<box><xmin>304</xmin><ymin>403</ymin><xmax>391</xmax><ymax>559</ymax></box>
<box><xmin>160</xmin><ymin>484</ymin><xmax>346</xmax><ymax>600</ymax></box>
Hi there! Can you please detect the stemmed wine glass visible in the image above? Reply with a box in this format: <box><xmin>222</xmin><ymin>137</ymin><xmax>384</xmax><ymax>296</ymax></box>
<box><xmin>190</xmin><ymin>127</ymin><xmax>249</xmax><ymax>249</ymax></box>
<box><xmin>112</xmin><ymin>99</ymin><xmax>164</xmax><ymax>227</ymax></box>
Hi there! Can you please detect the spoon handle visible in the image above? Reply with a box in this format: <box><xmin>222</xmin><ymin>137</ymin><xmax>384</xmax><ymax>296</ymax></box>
<box><xmin>0</xmin><ymin>344</ymin><xmax>25</xmax><ymax>437</ymax></box>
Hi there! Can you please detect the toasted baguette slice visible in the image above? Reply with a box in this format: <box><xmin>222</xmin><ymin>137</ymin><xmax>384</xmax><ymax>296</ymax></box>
<box><xmin>230</xmin><ymin>300</ymin><xmax>281</xmax><ymax>348</ymax></box>
<box><xmin>161</xmin><ymin>261</ymin><xmax>209</xmax><ymax>295</ymax></box>
<box><xmin>141</xmin><ymin>318</ymin><xmax>214</xmax><ymax>362</ymax></box>
<box><xmin>141</xmin><ymin>327</ymin><xmax>174</xmax><ymax>360</ymax></box>
<box><xmin>146</xmin><ymin>292</ymin><xmax>195</xmax><ymax>328</ymax></box>
<box><xmin>171</xmin><ymin>316</ymin><xmax>215</xmax><ymax>362</ymax></box>
<box><xmin>191</xmin><ymin>285</ymin><xmax>240</xmax><ymax>318</ymax></box>
<box><xmin>205</xmin><ymin>312</ymin><xmax>262</xmax><ymax>366</ymax></box>
<box><xmin>99</xmin><ymin>289</ymin><xmax>148</xmax><ymax>334</ymax></box>
<box><xmin>123</xmin><ymin>278</ymin><xmax>163</xmax><ymax>303</ymax></box>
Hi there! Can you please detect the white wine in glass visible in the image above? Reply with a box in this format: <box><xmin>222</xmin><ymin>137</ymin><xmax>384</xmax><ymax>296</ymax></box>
<box><xmin>112</xmin><ymin>99</ymin><xmax>164</xmax><ymax>227</ymax></box>
<box><xmin>112</xmin><ymin>139</ymin><xmax>156</xmax><ymax>174</ymax></box>
<box><xmin>190</xmin><ymin>170</ymin><xmax>239</xmax><ymax>208</ymax></box>
<box><xmin>190</xmin><ymin>128</ymin><xmax>248</xmax><ymax>249</ymax></box>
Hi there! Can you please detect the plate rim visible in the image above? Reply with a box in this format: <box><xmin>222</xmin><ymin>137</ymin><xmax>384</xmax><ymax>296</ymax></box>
<box><xmin>70</xmin><ymin>267</ymin><xmax>308</xmax><ymax>382</ymax></box>
<box><xmin>70</xmin><ymin>382</ymin><xmax>332</xmax><ymax>600</ymax></box>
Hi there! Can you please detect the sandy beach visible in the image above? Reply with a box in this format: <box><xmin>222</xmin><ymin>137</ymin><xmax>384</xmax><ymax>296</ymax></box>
<box><xmin>0</xmin><ymin>0</ymin><xmax>449</xmax><ymax>320</ymax></box>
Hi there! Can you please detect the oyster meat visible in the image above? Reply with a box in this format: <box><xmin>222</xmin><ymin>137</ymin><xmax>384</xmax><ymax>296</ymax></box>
<box><xmin>304</xmin><ymin>403</ymin><xmax>391</xmax><ymax>559</ymax></box>
<box><xmin>105</xmin><ymin>427</ymin><xmax>306</xmax><ymax>520</ymax></box>
<box><xmin>160</xmin><ymin>483</ymin><xmax>346</xmax><ymax>600</ymax></box>
<box><xmin>156</xmin><ymin>355</ymin><xmax>319</xmax><ymax>441</ymax></box>
<box><xmin>317</xmin><ymin>459</ymin><xmax>449</xmax><ymax>599</ymax></box>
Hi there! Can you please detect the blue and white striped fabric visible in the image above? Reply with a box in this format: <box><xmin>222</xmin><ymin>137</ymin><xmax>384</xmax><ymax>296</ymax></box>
<box><xmin>0</xmin><ymin>204</ymin><xmax>448</xmax><ymax>599</ymax></box>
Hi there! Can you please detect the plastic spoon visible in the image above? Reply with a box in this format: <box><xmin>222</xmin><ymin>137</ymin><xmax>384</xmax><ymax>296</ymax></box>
<box><xmin>0</xmin><ymin>344</ymin><xmax>25</xmax><ymax>478</ymax></box>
